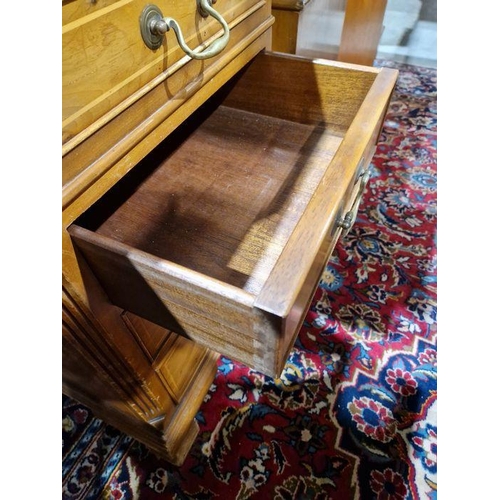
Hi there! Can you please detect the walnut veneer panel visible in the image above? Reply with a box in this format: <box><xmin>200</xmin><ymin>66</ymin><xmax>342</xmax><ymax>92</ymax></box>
<box><xmin>121</xmin><ymin>311</ymin><xmax>172</xmax><ymax>360</ymax></box>
<box><xmin>63</xmin><ymin>282</ymin><xmax>219</xmax><ymax>465</ymax></box>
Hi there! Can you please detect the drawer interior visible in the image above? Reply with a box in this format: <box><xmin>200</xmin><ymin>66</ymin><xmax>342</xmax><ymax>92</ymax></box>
<box><xmin>75</xmin><ymin>52</ymin><xmax>376</xmax><ymax>297</ymax></box>
<box><xmin>70</xmin><ymin>51</ymin><xmax>392</xmax><ymax>376</ymax></box>
<box><xmin>79</xmin><ymin>103</ymin><xmax>341</xmax><ymax>296</ymax></box>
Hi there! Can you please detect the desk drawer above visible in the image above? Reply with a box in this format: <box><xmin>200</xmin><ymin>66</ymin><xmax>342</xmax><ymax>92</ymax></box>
<box><xmin>69</xmin><ymin>51</ymin><xmax>397</xmax><ymax>377</ymax></box>
<box><xmin>62</xmin><ymin>0</ymin><xmax>269</xmax><ymax>145</ymax></box>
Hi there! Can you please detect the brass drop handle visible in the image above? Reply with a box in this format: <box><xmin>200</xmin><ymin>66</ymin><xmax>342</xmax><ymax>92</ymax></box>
<box><xmin>140</xmin><ymin>0</ymin><xmax>230</xmax><ymax>59</ymax></box>
<box><xmin>338</xmin><ymin>168</ymin><xmax>371</xmax><ymax>235</ymax></box>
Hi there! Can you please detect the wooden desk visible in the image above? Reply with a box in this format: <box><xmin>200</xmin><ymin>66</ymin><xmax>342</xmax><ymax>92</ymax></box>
<box><xmin>63</xmin><ymin>0</ymin><xmax>396</xmax><ymax>465</ymax></box>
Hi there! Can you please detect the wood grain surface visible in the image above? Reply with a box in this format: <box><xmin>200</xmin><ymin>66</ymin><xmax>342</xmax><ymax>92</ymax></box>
<box><xmin>63</xmin><ymin>0</ymin><xmax>264</xmax><ymax>143</ymax></box>
<box><xmin>69</xmin><ymin>52</ymin><xmax>397</xmax><ymax>376</ymax></box>
<box><xmin>338</xmin><ymin>0</ymin><xmax>388</xmax><ymax>65</ymax></box>
<box><xmin>62</xmin><ymin>1</ymin><xmax>274</xmax><ymax>465</ymax></box>
<box><xmin>84</xmin><ymin>105</ymin><xmax>342</xmax><ymax>295</ymax></box>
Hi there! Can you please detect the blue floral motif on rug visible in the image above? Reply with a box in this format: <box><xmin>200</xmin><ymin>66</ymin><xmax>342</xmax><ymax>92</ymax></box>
<box><xmin>63</xmin><ymin>59</ymin><xmax>437</xmax><ymax>500</ymax></box>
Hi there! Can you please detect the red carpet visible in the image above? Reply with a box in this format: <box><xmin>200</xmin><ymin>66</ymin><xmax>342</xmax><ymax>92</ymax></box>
<box><xmin>63</xmin><ymin>59</ymin><xmax>437</xmax><ymax>500</ymax></box>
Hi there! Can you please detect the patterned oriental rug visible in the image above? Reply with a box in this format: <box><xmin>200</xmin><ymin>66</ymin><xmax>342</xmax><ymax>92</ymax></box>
<box><xmin>63</xmin><ymin>60</ymin><xmax>437</xmax><ymax>500</ymax></box>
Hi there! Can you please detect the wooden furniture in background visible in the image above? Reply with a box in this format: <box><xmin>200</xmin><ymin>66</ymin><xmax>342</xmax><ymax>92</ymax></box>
<box><xmin>63</xmin><ymin>0</ymin><xmax>397</xmax><ymax>465</ymax></box>
<box><xmin>271</xmin><ymin>0</ymin><xmax>388</xmax><ymax>65</ymax></box>
<box><xmin>270</xmin><ymin>0</ymin><xmax>311</xmax><ymax>53</ymax></box>
<box><xmin>338</xmin><ymin>0</ymin><xmax>388</xmax><ymax>65</ymax></box>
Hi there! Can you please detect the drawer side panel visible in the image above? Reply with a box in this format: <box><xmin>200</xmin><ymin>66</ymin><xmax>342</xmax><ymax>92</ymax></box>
<box><xmin>69</xmin><ymin>225</ymin><xmax>276</xmax><ymax>370</ymax></box>
<box><xmin>256</xmin><ymin>67</ymin><xmax>398</xmax><ymax>318</ymax></box>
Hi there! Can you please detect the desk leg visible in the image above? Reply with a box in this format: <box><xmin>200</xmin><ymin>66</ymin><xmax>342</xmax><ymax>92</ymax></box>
<box><xmin>271</xmin><ymin>9</ymin><xmax>300</xmax><ymax>53</ymax></box>
<box><xmin>338</xmin><ymin>0</ymin><xmax>387</xmax><ymax>65</ymax></box>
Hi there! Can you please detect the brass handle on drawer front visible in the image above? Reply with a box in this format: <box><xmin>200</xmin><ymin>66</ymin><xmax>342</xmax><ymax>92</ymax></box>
<box><xmin>338</xmin><ymin>168</ymin><xmax>371</xmax><ymax>236</ymax></box>
<box><xmin>140</xmin><ymin>0</ymin><xmax>230</xmax><ymax>58</ymax></box>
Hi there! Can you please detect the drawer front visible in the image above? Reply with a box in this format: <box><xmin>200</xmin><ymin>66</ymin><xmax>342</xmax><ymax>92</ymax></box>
<box><xmin>63</xmin><ymin>0</ymin><xmax>267</xmax><ymax>145</ymax></box>
<box><xmin>62</xmin><ymin>5</ymin><xmax>273</xmax><ymax>211</ymax></box>
<box><xmin>69</xmin><ymin>52</ymin><xmax>397</xmax><ymax>378</ymax></box>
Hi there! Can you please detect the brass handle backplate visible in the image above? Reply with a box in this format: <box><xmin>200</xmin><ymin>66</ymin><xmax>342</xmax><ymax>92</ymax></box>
<box><xmin>140</xmin><ymin>0</ymin><xmax>230</xmax><ymax>58</ymax></box>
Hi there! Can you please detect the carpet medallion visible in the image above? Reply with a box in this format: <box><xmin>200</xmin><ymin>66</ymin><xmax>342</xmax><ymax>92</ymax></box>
<box><xmin>62</xmin><ymin>60</ymin><xmax>437</xmax><ymax>499</ymax></box>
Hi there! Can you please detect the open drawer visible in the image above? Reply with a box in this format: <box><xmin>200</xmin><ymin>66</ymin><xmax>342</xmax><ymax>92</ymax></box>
<box><xmin>69</xmin><ymin>51</ymin><xmax>397</xmax><ymax>378</ymax></box>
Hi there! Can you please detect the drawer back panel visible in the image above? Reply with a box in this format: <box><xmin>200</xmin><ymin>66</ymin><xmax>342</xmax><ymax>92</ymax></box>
<box><xmin>222</xmin><ymin>53</ymin><xmax>377</xmax><ymax>134</ymax></box>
